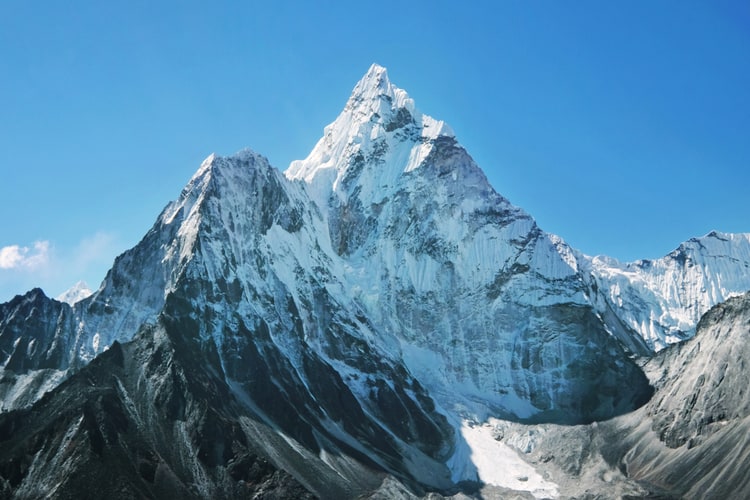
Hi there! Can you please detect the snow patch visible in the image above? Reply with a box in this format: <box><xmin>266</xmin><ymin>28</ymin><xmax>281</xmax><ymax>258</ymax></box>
<box><xmin>460</xmin><ymin>419</ymin><xmax>558</xmax><ymax>498</ymax></box>
<box><xmin>0</xmin><ymin>369</ymin><xmax>67</xmax><ymax>411</ymax></box>
<box><xmin>56</xmin><ymin>280</ymin><xmax>93</xmax><ymax>305</ymax></box>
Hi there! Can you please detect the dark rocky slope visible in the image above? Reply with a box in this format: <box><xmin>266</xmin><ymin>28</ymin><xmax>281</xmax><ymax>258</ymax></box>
<box><xmin>0</xmin><ymin>310</ymin><xmax>316</xmax><ymax>499</ymax></box>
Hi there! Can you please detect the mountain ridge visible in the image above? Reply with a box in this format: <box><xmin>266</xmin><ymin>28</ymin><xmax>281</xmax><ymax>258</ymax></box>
<box><xmin>1</xmin><ymin>64</ymin><xmax>750</xmax><ymax>498</ymax></box>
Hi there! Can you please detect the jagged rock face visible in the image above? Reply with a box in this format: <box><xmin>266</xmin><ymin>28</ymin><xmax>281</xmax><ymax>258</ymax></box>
<box><xmin>165</xmin><ymin>151</ymin><xmax>457</xmax><ymax>488</ymax></box>
<box><xmin>0</xmin><ymin>290</ymin><xmax>74</xmax><ymax>411</ymax></box>
<box><xmin>0</xmin><ymin>164</ymin><xmax>218</xmax><ymax>411</ymax></box>
<box><xmin>72</xmin><ymin>169</ymin><xmax>211</xmax><ymax>364</ymax></box>
<box><xmin>458</xmin><ymin>292</ymin><xmax>750</xmax><ymax>499</ymax></box>
<box><xmin>0</xmin><ymin>316</ymin><xmax>316</xmax><ymax>499</ymax></box>
<box><xmin>288</xmin><ymin>64</ymin><xmax>651</xmax><ymax>423</ymax></box>
<box><xmin>0</xmin><ymin>173</ymin><xmax>209</xmax><ymax>388</ymax></box>
<box><xmin>0</xmin><ymin>289</ymin><xmax>73</xmax><ymax>373</ymax></box>
<box><xmin>1</xmin><ymin>148</ymin><xmax>459</xmax><ymax>495</ymax></box>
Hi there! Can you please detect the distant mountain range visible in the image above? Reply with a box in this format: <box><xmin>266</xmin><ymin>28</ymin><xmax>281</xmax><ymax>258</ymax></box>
<box><xmin>1</xmin><ymin>64</ymin><xmax>749</xmax><ymax>499</ymax></box>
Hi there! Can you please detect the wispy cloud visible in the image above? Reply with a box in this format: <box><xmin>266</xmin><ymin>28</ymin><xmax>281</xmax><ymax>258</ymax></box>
<box><xmin>71</xmin><ymin>232</ymin><xmax>119</xmax><ymax>270</ymax></box>
<box><xmin>0</xmin><ymin>241</ymin><xmax>50</xmax><ymax>270</ymax></box>
<box><xmin>0</xmin><ymin>232</ymin><xmax>124</xmax><ymax>302</ymax></box>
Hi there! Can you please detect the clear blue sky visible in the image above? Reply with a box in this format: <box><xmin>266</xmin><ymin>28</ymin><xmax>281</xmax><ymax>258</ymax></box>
<box><xmin>1</xmin><ymin>1</ymin><xmax>748</xmax><ymax>302</ymax></box>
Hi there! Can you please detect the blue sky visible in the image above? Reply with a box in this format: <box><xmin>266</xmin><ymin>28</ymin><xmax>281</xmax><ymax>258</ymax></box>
<box><xmin>1</xmin><ymin>1</ymin><xmax>748</xmax><ymax>302</ymax></box>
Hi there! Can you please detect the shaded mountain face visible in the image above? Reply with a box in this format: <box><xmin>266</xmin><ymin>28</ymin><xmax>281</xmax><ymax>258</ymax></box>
<box><xmin>592</xmin><ymin>291</ymin><xmax>750</xmax><ymax>499</ymax></box>
<box><xmin>1</xmin><ymin>64</ymin><xmax>750</xmax><ymax>498</ymax></box>
<box><xmin>0</xmin><ymin>315</ymin><xmax>315</xmax><ymax>500</ymax></box>
<box><xmin>0</xmin><ymin>289</ymin><xmax>73</xmax><ymax>374</ymax></box>
<box><xmin>1</xmin><ymin>150</ymin><xmax>460</xmax><ymax>497</ymax></box>
<box><xmin>448</xmin><ymin>292</ymin><xmax>750</xmax><ymax>500</ymax></box>
<box><xmin>0</xmin><ymin>290</ymin><xmax>73</xmax><ymax>410</ymax></box>
<box><xmin>646</xmin><ymin>292</ymin><xmax>750</xmax><ymax>449</ymax></box>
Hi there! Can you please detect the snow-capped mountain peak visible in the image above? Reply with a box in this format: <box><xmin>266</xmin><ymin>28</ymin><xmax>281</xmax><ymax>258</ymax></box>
<box><xmin>580</xmin><ymin>229</ymin><xmax>750</xmax><ymax>351</ymax></box>
<box><xmin>284</xmin><ymin>65</ymin><xmax>653</xmax><ymax>427</ymax></box>
<box><xmin>3</xmin><ymin>63</ymin><xmax>750</xmax><ymax>499</ymax></box>
<box><xmin>286</xmin><ymin>63</ymin><xmax>453</xmax><ymax>208</ymax></box>
<box><xmin>346</xmin><ymin>63</ymin><xmax>404</xmax><ymax>111</ymax></box>
<box><xmin>55</xmin><ymin>280</ymin><xmax>92</xmax><ymax>305</ymax></box>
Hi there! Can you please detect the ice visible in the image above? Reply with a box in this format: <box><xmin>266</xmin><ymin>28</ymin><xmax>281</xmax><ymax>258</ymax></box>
<box><xmin>56</xmin><ymin>280</ymin><xmax>93</xmax><ymax>305</ymax></box>
<box><xmin>580</xmin><ymin>231</ymin><xmax>750</xmax><ymax>351</ymax></box>
<box><xmin>460</xmin><ymin>418</ymin><xmax>558</xmax><ymax>498</ymax></box>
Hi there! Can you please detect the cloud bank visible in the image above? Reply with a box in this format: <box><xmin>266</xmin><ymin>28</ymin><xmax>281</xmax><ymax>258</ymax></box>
<box><xmin>0</xmin><ymin>241</ymin><xmax>50</xmax><ymax>270</ymax></box>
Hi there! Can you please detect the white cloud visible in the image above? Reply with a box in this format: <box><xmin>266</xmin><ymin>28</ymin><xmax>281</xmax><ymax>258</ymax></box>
<box><xmin>0</xmin><ymin>232</ymin><xmax>124</xmax><ymax>303</ymax></box>
<box><xmin>0</xmin><ymin>241</ymin><xmax>50</xmax><ymax>270</ymax></box>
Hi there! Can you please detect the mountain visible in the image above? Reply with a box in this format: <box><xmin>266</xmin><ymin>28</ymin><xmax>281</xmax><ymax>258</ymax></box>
<box><xmin>0</xmin><ymin>319</ymin><xmax>314</xmax><ymax>499</ymax></box>
<box><xmin>486</xmin><ymin>290</ymin><xmax>750</xmax><ymax>499</ymax></box>
<box><xmin>56</xmin><ymin>280</ymin><xmax>93</xmax><ymax>305</ymax></box>
<box><xmin>1</xmin><ymin>64</ymin><xmax>749</xmax><ymax>498</ymax></box>
<box><xmin>581</xmin><ymin>231</ymin><xmax>750</xmax><ymax>352</ymax></box>
<box><xmin>0</xmin><ymin>289</ymin><xmax>71</xmax><ymax>410</ymax></box>
<box><xmin>286</xmin><ymin>64</ymin><xmax>653</xmax><ymax>424</ymax></box>
<box><xmin>612</xmin><ymin>290</ymin><xmax>750</xmax><ymax>498</ymax></box>
<box><xmin>2</xmin><ymin>150</ymin><xmax>459</xmax><ymax>496</ymax></box>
